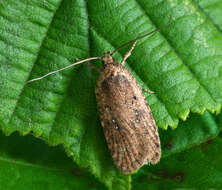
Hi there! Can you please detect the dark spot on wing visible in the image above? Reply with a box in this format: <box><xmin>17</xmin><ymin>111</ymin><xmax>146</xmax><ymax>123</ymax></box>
<box><xmin>135</xmin><ymin>159</ymin><xmax>142</xmax><ymax>165</ymax></box>
<box><xmin>155</xmin><ymin>143</ymin><xmax>160</xmax><ymax>148</ymax></box>
<box><xmin>155</xmin><ymin>135</ymin><xmax>159</xmax><ymax>140</ymax></box>
<box><xmin>104</xmin><ymin>105</ymin><xmax>111</xmax><ymax>110</ymax></box>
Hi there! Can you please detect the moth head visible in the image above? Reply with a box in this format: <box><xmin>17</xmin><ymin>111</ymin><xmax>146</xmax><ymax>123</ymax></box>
<box><xmin>102</xmin><ymin>51</ymin><xmax>115</xmax><ymax>66</ymax></box>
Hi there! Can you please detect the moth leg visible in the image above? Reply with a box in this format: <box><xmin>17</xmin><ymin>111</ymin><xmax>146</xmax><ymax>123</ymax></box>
<box><xmin>143</xmin><ymin>88</ymin><xmax>154</xmax><ymax>94</ymax></box>
<box><xmin>121</xmin><ymin>40</ymin><xmax>137</xmax><ymax>65</ymax></box>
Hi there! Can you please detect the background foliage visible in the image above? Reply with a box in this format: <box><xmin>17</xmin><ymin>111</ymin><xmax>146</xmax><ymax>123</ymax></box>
<box><xmin>0</xmin><ymin>0</ymin><xmax>222</xmax><ymax>189</ymax></box>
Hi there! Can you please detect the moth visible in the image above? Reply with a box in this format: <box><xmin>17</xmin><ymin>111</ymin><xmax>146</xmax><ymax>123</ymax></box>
<box><xmin>27</xmin><ymin>19</ymin><xmax>171</xmax><ymax>174</ymax></box>
<box><xmin>96</xmin><ymin>46</ymin><xmax>161</xmax><ymax>174</ymax></box>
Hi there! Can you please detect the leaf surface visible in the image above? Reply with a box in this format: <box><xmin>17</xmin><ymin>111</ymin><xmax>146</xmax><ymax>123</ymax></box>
<box><xmin>133</xmin><ymin>128</ymin><xmax>222</xmax><ymax>189</ymax></box>
<box><xmin>1</xmin><ymin>0</ymin><xmax>222</xmax><ymax>189</ymax></box>
<box><xmin>0</xmin><ymin>131</ymin><xmax>105</xmax><ymax>190</ymax></box>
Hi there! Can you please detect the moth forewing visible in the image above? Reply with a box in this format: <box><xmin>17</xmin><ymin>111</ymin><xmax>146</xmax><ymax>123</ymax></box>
<box><xmin>95</xmin><ymin>55</ymin><xmax>161</xmax><ymax>174</ymax></box>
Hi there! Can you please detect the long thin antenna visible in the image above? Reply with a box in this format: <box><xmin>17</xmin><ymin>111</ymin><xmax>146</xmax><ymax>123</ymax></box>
<box><xmin>27</xmin><ymin>56</ymin><xmax>101</xmax><ymax>83</ymax></box>
<box><xmin>111</xmin><ymin>15</ymin><xmax>172</xmax><ymax>55</ymax></box>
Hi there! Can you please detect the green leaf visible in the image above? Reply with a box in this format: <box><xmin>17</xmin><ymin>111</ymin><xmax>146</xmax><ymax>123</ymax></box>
<box><xmin>1</xmin><ymin>0</ymin><xmax>222</xmax><ymax>189</ymax></box>
<box><xmin>133</xmin><ymin>136</ymin><xmax>222</xmax><ymax>189</ymax></box>
<box><xmin>160</xmin><ymin>111</ymin><xmax>221</xmax><ymax>158</ymax></box>
<box><xmin>193</xmin><ymin>0</ymin><xmax>222</xmax><ymax>31</ymax></box>
<box><xmin>0</xmin><ymin>130</ymin><xmax>105</xmax><ymax>190</ymax></box>
<box><xmin>132</xmin><ymin>111</ymin><xmax>222</xmax><ymax>189</ymax></box>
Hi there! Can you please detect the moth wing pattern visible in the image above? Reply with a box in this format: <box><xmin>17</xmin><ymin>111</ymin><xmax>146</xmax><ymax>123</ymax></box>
<box><xmin>96</xmin><ymin>63</ymin><xmax>161</xmax><ymax>174</ymax></box>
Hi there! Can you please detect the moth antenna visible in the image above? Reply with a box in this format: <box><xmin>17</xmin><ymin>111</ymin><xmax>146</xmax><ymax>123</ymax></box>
<box><xmin>111</xmin><ymin>15</ymin><xmax>172</xmax><ymax>55</ymax></box>
<box><xmin>26</xmin><ymin>56</ymin><xmax>101</xmax><ymax>83</ymax></box>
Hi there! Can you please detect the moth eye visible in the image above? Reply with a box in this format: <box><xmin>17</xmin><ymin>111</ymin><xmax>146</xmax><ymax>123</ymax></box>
<box><xmin>133</xmin><ymin>96</ymin><xmax>137</xmax><ymax>100</ymax></box>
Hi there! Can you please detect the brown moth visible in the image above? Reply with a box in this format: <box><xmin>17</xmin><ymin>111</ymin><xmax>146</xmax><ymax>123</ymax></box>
<box><xmin>27</xmin><ymin>19</ymin><xmax>171</xmax><ymax>174</ymax></box>
<box><xmin>95</xmin><ymin>42</ymin><xmax>161</xmax><ymax>174</ymax></box>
